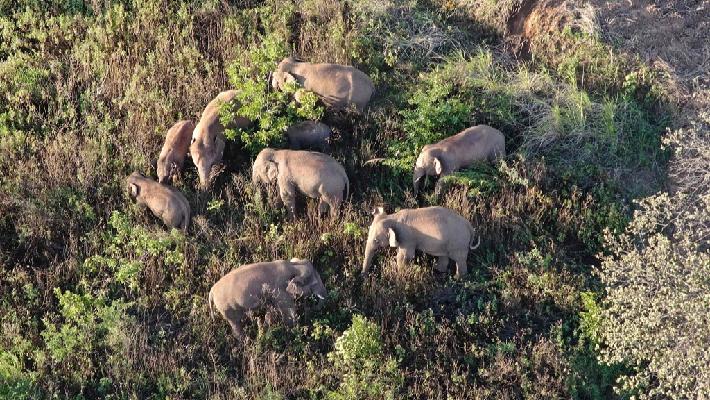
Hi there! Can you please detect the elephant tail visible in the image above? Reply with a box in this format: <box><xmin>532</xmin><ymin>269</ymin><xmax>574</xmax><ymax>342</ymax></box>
<box><xmin>469</xmin><ymin>225</ymin><xmax>481</xmax><ymax>250</ymax></box>
<box><xmin>208</xmin><ymin>288</ymin><xmax>215</xmax><ymax>320</ymax></box>
<box><xmin>341</xmin><ymin>169</ymin><xmax>350</xmax><ymax>200</ymax></box>
<box><xmin>181</xmin><ymin>210</ymin><xmax>190</xmax><ymax>233</ymax></box>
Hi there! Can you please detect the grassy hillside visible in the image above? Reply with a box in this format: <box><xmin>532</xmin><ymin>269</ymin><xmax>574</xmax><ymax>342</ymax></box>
<box><xmin>0</xmin><ymin>0</ymin><xmax>683</xmax><ymax>398</ymax></box>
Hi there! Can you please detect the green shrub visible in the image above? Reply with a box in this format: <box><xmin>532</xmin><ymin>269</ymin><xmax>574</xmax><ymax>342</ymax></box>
<box><xmin>222</xmin><ymin>34</ymin><xmax>325</xmax><ymax>155</ymax></box>
<box><xmin>327</xmin><ymin>315</ymin><xmax>403</xmax><ymax>400</ymax></box>
<box><xmin>41</xmin><ymin>288</ymin><xmax>132</xmax><ymax>387</ymax></box>
<box><xmin>82</xmin><ymin>211</ymin><xmax>185</xmax><ymax>291</ymax></box>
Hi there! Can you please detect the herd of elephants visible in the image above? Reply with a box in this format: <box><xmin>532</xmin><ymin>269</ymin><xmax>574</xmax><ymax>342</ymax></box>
<box><xmin>126</xmin><ymin>57</ymin><xmax>506</xmax><ymax>336</ymax></box>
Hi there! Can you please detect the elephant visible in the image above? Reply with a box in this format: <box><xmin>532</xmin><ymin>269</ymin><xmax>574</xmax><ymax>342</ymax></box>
<box><xmin>251</xmin><ymin>148</ymin><xmax>349</xmax><ymax>218</ymax></box>
<box><xmin>208</xmin><ymin>258</ymin><xmax>327</xmax><ymax>337</ymax></box>
<box><xmin>286</xmin><ymin>120</ymin><xmax>331</xmax><ymax>152</ymax></box>
<box><xmin>361</xmin><ymin>206</ymin><xmax>480</xmax><ymax>279</ymax></box>
<box><xmin>413</xmin><ymin>125</ymin><xmax>506</xmax><ymax>195</ymax></box>
<box><xmin>190</xmin><ymin>90</ymin><xmax>251</xmax><ymax>190</ymax></box>
<box><xmin>157</xmin><ymin>120</ymin><xmax>195</xmax><ymax>184</ymax></box>
<box><xmin>270</xmin><ymin>57</ymin><xmax>375</xmax><ymax>111</ymax></box>
<box><xmin>126</xmin><ymin>171</ymin><xmax>190</xmax><ymax>231</ymax></box>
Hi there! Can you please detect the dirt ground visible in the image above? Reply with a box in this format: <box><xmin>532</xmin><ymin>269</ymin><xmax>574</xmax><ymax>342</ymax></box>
<box><xmin>591</xmin><ymin>0</ymin><xmax>709</xmax><ymax>117</ymax></box>
<box><xmin>506</xmin><ymin>0</ymin><xmax>709</xmax><ymax>120</ymax></box>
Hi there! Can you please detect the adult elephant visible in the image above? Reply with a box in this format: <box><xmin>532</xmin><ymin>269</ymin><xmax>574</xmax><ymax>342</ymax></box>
<box><xmin>270</xmin><ymin>57</ymin><xmax>375</xmax><ymax>111</ymax></box>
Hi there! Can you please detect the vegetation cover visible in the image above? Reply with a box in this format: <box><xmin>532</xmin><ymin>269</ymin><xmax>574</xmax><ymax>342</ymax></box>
<box><xmin>0</xmin><ymin>0</ymin><xmax>706</xmax><ymax>399</ymax></box>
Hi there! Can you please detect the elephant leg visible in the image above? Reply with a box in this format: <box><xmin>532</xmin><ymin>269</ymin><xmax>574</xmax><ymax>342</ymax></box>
<box><xmin>452</xmin><ymin>254</ymin><xmax>468</xmax><ymax>279</ymax></box>
<box><xmin>318</xmin><ymin>198</ymin><xmax>329</xmax><ymax>217</ymax></box>
<box><xmin>396</xmin><ymin>247</ymin><xmax>415</xmax><ymax>270</ymax></box>
<box><xmin>279</xmin><ymin>183</ymin><xmax>297</xmax><ymax>218</ymax></box>
<box><xmin>224</xmin><ymin>308</ymin><xmax>245</xmax><ymax>337</ymax></box>
<box><xmin>324</xmin><ymin>193</ymin><xmax>342</xmax><ymax>219</ymax></box>
<box><xmin>435</xmin><ymin>256</ymin><xmax>450</xmax><ymax>273</ymax></box>
<box><xmin>275</xmin><ymin>293</ymin><xmax>297</xmax><ymax>327</ymax></box>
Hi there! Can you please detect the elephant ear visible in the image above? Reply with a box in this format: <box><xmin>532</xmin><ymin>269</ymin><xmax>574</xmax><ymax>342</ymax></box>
<box><xmin>286</xmin><ymin>263</ymin><xmax>310</xmax><ymax>297</ymax></box>
<box><xmin>387</xmin><ymin>227</ymin><xmax>398</xmax><ymax>247</ymax></box>
<box><xmin>266</xmin><ymin>161</ymin><xmax>279</xmax><ymax>181</ymax></box>
<box><xmin>286</xmin><ymin>278</ymin><xmax>305</xmax><ymax>297</ymax></box>
<box><xmin>433</xmin><ymin>157</ymin><xmax>443</xmax><ymax>175</ymax></box>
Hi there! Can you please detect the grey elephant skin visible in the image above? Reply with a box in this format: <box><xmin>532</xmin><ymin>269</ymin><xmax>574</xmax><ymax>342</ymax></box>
<box><xmin>126</xmin><ymin>172</ymin><xmax>190</xmax><ymax>231</ymax></box>
<box><xmin>413</xmin><ymin>124</ymin><xmax>506</xmax><ymax>194</ymax></box>
<box><xmin>208</xmin><ymin>258</ymin><xmax>327</xmax><ymax>337</ymax></box>
<box><xmin>271</xmin><ymin>57</ymin><xmax>374</xmax><ymax>111</ymax></box>
<box><xmin>286</xmin><ymin>120</ymin><xmax>331</xmax><ymax>151</ymax></box>
<box><xmin>362</xmin><ymin>206</ymin><xmax>480</xmax><ymax>278</ymax></box>
<box><xmin>190</xmin><ymin>90</ymin><xmax>251</xmax><ymax>190</ymax></box>
<box><xmin>157</xmin><ymin>120</ymin><xmax>195</xmax><ymax>184</ymax></box>
<box><xmin>252</xmin><ymin>148</ymin><xmax>349</xmax><ymax>218</ymax></box>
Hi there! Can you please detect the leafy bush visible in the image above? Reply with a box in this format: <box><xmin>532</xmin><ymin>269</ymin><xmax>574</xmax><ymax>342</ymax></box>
<box><xmin>599</xmin><ymin>112</ymin><xmax>710</xmax><ymax>398</ymax></box>
<box><xmin>222</xmin><ymin>34</ymin><xmax>325</xmax><ymax>155</ymax></box>
<box><xmin>83</xmin><ymin>211</ymin><xmax>185</xmax><ymax>291</ymax></box>
<box><xmin>327</xmin><ymin>314</ymin><xmax>403</xmax><ymax>400</ymax></box>
<box><xmin>41</xmin><ymin>288</ymin><xmax>132</xmax><ymax>387</ymax></box>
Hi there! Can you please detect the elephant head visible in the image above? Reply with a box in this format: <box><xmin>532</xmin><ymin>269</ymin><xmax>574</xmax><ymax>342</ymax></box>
<box><xmin>190</xmin><ymin>126</ymin><xmax>225</xmax><ymax>190</ymax></box>
<box><xmin>156</xmin><ymin>159</ymin><xmax>178</xmax><ymax>184</ymax></box>
<box><xmin>286</xmin><ymin>258</ymin><xmax>327</xmax><ymax>300</ymax></box>
<box><xmin>127</xmin><ymin>171</ymin><xmax>146</xmax><ymax>199</ymax></box>
<box><xmin>252</xmin><ymin>148</ymin><xmax>279</xmax><ymax>186</ymax></box>
<box><xmin>362</xmin><ymin>207</ymin><xmax>400</xmax><ymax>274</ymax></box>
<box><xmin>271</xmin><ymin>57</ymin><xmax>299</xmax><ymax>91</ymax></box>
<box><xmin>413</xmin><ymin>147</ymin><xmax>444</xmax><ymax>195</ymax></box>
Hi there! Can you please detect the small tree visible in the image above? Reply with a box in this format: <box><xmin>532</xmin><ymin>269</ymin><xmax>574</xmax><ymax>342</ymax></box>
<box><xmin>599</xmin><ymin>112</ymin><xmax>710</xmax><ymax>398</ymax></box>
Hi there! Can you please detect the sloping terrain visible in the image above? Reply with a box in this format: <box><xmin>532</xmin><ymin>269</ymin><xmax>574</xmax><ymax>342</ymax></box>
<box><xmin>1</xmin><ymin>0</ymin><xmax>703</xmax><ymax>399</ymax></box>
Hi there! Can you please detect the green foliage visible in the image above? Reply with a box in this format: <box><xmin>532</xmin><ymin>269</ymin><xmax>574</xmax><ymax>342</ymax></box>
<box><xmin>41</xmin><ymin>288</ymin><xmax>132</xmax><ymax>386</ymax></box>
<box><xmin>223</xmin><ymin>34</ymin><xmax>325</xmax><ymax>155</ymax></box>
<box><xmin>0</xmin><ymin>312</ymin><xmax>39</xmax><ymax>400</ymax></box>
<box><xmin>83</xmin><ymin>211</ymin><xmax>185</xmax><ymax>291</ymax></box>
<box><xmin>327</xmin><ymin>315</ymin><xmax>402</xmax><ymax>400</ymax></box>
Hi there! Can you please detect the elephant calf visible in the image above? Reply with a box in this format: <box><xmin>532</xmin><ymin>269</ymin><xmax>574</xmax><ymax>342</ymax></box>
<box><xmin>271</xmin><ymin>57</ymin><xmax>374</xmax><ymax>111</ymax></box>
<box><xmin>286</xmin><ymin>121</ymin><xmax>331</xmax><ymax>151</ymax></box>
<box><xmin>208</xmin><ymin>258</ymin><xmax>327</xmax><ymax>337</ymax></box>
<box><xmin>190</xmin><ymin>90</ymin><xmax>251</xmax><ymax>190</ymax></box>
<box><xmin>157</xmin><ymin>120</ymin><xmax>195</xmax><ymax>184</ymax></box>
<box><xmin>126</xmin><ymin>172</ymin><xmax>190</xmax><ymax>231</ymax></box>
<box><xmin>362</xmin><ymin>206</ymin><xmax>480</xmax><ymax>278</ymax></box>
<box><xmin>252</xmin><ymin>148</ymin><xmax>349</xmax><ymax>218</ymax></box>
<box><xmin>413</xmin><ymin>125</ymin><xmax>505</xmax><ymax>194</ymax></box>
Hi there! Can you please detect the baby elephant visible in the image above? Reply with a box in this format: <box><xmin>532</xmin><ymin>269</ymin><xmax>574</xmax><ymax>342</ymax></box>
<box><xmin>126</xmin><ymin>172</ymin><xmax>190</xmax><ymax>231</ymax></box>
<box><xmin>208</xmin><ymin>258</ymin><xmax>327</xmax><ymax>337</ymax></box>
<box><xmin>286</xmin><ymin>121</ymin><xmax>331</xmax><ymax>151</ymax></box>
<box><xmin>271</xmin><ymin>57</ymin><xmax>375</xmax><ymax>111</ymax></box>
<box><xmin>157</xmin><ymin>120</ymin><xmax>195</xmax><ymax>184</ymax></box>
<box><xmin>362</xmin><ymin>206</ymin><xmax>480</xmax><ymax>278</ymax></box>
<box><xmin>252</xmin><ymin>148</ymin><xmax>349</xmax><ymax>218</ymax></box>
<box><xmin>190</xmin><ymin>90</ymin><xmax>251</xmax><ymax>190</ymax></box>
<box><xmin>413</xmin><ymin>125</ymin><xmax>505</xmax><ymax>195</ymax></box>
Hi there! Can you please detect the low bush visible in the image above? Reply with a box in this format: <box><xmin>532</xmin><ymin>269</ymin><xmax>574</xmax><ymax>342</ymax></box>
<box><xmin>327</xmin><ymin>314</ymin><xmax>403</xmax><ymax>400</ymax></box>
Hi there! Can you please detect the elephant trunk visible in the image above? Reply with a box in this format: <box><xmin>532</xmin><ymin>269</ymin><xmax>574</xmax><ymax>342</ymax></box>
<box><xmin>362</xmin><ymin>241</ymin><xmax>376</xmax><ymax>274</ymax></box>
<box><xmin>197</xmin><ymin>163</ymin><xmax>211</xmax><ymax>191</ymax></box>
<box><xmin>413</xmin><ymin>167</ymin><xmax>425</xmax><ymax>195</ymax></box>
